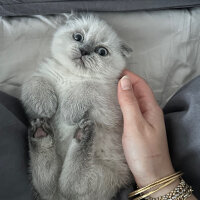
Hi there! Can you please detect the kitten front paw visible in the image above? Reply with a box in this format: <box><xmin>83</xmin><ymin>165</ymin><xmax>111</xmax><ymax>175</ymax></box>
<box><xmin>29</xmin><ymin>118</ymin><xmax>54</xmax><ymax>151</ymax></box>
<box><xmin>74</xmin><ymin>118</ymin><xmax>95</xmax><ymax>143</ymax></box>
<box><xmin>21</xmin><ymin>77</ymin><xmax>58</xmax><ymax>119</ymax></box>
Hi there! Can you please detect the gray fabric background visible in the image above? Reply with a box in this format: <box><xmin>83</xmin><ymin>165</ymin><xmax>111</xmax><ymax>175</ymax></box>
<box><xmin>0</xmin><ymin>92</ymin><xmax>33</xmax><ymax>200</ymax></box>
<box><xmin>0</xmin><ymin>0</ymin><xmax>200</xmax><ymax>16</ymax></box>
<box><xmin>164</xmin><ymin>76</ymin><xmax>200</xmax><ymax>199</ymax></box>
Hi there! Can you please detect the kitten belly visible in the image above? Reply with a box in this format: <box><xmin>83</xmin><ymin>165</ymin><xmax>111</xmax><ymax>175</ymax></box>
<box><xmin>53</xmin><ymin>79</ymin><xmax>132</xmax><ymax>199</ymax></box>
<box><xmin>94</xmin><ymin>125</ymin><xmax>131</xmax><ymax>174</ymax></box>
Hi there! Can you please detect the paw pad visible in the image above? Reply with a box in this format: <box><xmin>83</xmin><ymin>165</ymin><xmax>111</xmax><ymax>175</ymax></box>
<box><xmin>29</xmin><ymin>118</ymin><xmax>52</xmax><ymax>138</ymax></box>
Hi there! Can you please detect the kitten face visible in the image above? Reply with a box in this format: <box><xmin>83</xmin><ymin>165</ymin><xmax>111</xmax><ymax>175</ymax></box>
<box><xmin>51</xmin><ymin>15</ymin><xmax>132</xmax><ymax>79</ymax></box>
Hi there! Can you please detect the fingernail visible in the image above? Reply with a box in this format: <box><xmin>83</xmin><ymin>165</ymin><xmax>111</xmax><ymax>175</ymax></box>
<box><xmin>121</xmin><ymin>76</ymin><xmax>132</xmax><ymax>90</ymax></box>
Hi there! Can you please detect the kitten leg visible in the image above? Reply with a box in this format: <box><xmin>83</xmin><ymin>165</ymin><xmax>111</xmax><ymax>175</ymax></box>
<box><xmin>29</xmin><ymin>118</ymin><xmax>60</xmax><ymax>200</ymax></box>
<box><xmin>58</xmin><ymin>118</ymin><xmax>95</xmax><ymax>199</ymax></box>
<box><xmin>59</xmin><ymin>118</ymin><xmax>121</xmax><ymax>200</ymax></box>
<box><xmin>21</xmin><ymin>76</ymin><xmax>58</xmax><ymax>119</ymax></box>
<box><xmin>59</xmin><ymin>118</ymin><xmax>116</xmax><ymax>200</ymax></box>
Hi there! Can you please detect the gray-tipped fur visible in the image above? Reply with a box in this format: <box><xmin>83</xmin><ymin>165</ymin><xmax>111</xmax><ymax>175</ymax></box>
<box><xmin>21</xmin><ymin>14</ymin><xmax>133</xmax><ymax>200</ymax></box>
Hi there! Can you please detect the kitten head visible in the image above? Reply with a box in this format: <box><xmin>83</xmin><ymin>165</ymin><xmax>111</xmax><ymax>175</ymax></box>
<box><xmin>51</xmin><ymin>14</ymin><xmax>132</xmax><ymax>79</ymax></box>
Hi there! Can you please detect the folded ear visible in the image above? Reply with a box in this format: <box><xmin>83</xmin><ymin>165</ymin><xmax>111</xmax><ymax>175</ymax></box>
<box><xmin>121</xmin><ymin>43</ymin><xmax>133</xmax><ymax>57</ymax></box>
<box><xmin>56</xmin><ymin>12</ymin><xmax>78</xmax><ymax>26</ymax></box>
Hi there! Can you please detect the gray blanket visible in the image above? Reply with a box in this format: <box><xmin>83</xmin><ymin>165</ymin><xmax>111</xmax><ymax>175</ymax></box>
<box><xmin>164</xmin><ymin>76</ymin><xmax>200</xmax><ymax>199</ymax></box>
<box><xmin>1</xmin><ymin>0</ymin><xmax>200</xmax><ymax>16</ymax></box>
<box><xmin>0</xmin><ymin>76</ymin><xmax>200</xmax><ymax>199</ymax></box>
<box><xmin>0</xmin><ymin>92</ymin><xmax>33</xmax><ymax>200</ymax></box>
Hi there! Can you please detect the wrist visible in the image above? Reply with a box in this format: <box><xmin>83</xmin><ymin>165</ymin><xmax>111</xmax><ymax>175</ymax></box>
<box><xmin>129</xmin><ymin>172</ymin><xmax>193</xmax><ymax>200</ymax></box>
<box><xmin>132</xmin><ymin>159</ymin><xmax>175</xmax><ymax>188</ymax></box>
<box><xmin>134</xmin><ymin>171</ymin><xmax>181</xmax><ymax>198</ymax></box>
<box><xmin>134</xmin><ymin>165</ymin><xmax>175</xmax><ymax>188</ymax></box>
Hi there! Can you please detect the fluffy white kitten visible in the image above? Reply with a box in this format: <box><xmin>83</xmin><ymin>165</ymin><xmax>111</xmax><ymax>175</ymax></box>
<box><xmin>21</xmin><ymin>14</ymin><xmax>133</xmax><ymax>200</ymax></box>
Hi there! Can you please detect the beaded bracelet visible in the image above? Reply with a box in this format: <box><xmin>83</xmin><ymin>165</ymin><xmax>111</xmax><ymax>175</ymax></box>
<box><xmin>145</xmin><ymin>178</ymin><xmax>193</xmax><ymax>200</ymax></box>
<box><xmin>128</xmin><ymin>172</ymin><xmax>193</xmax><ymax>200</ymax></box>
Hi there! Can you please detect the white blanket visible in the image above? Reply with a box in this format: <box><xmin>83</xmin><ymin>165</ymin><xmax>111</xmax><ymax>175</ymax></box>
<box><xmin>0</xmin><ymin>8</ymin><xmax>200</xmax><ymax>107</ymax></box>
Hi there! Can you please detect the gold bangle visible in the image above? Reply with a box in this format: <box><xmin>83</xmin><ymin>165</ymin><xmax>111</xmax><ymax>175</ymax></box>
<box><xmin>132</xmin><ymin>178</ymin><xmax>177</xmax><ymax>200</ymax></box>
<box><xmin>128</xmin><ymin>171</ymin><xmax>183</xmax><ymax>198</ymax></box>
<box><xmin>129</xmin><ymin>173</ymin><xmax>181</xmax><ymax>198</ymax></box>
<box><xmin>144</xmin><ymin>178</ymin><xmax>193</xmax><ymax>200</ymax></box>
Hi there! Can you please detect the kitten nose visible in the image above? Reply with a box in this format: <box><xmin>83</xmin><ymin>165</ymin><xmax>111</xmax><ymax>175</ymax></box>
<box><xmin>80</xmin><ymin>46</ymin><xmax>91</xmax><ymax>56</ymax></box>
<box><xmin>80</xmin><ymin>48</ymin><xmax>90</xmax><ymax>56</ymax></box>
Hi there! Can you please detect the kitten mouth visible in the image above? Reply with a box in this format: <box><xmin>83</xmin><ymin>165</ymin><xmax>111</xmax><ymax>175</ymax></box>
<box><xmin>73</xmin><ymin>57</ymin><xmax>86</xmax><ymax>68</ymax></box>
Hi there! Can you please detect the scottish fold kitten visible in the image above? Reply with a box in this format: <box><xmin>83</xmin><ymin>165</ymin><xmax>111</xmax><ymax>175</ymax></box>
<box><xmin>21</xmin><ymin>14</ymin><xmax>133</xmax><ymax>200</ymax></box>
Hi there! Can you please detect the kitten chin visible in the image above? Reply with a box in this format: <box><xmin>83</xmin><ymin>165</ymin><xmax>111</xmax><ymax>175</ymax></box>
<box><xmin>73</xmin><ymin>56</ymin><xmax>86</xmax><ymax>69</ymax></box>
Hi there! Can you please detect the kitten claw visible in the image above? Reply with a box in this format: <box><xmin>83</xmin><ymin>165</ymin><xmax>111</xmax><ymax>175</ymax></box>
<box><xmin>29</xmin><ymin>118</ymin><xmax>53</xmax><ymax>139</ymax></box>
<box><xmin>78</xmin><ymin>118</ymin><xmax>93</xmax><ymax>129</ymax></box>
<box><xmin>28</xmin><ymin>118</ymin><xmax>54</xmax><ymax>150</ymax></box>
<box><xmin>74</xmin><ymin>119</ymin><xmax>95</xmax><ymax>143</ymax></box>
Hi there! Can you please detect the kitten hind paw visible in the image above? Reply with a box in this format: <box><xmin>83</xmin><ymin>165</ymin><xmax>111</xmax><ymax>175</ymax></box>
<box><xmin>28</xmin><ymin>118</ymin><xmax>54</xmax><ymax>151</ymax></box>
<box><xmin>74</xmin><ymin>118</ymin><xmax>95</xmax><ymax>143</ymax></box>
<box><xmin>29</xmin><ymin>118</ymin><xmax>53</xmax><ymax>138</ymax></box>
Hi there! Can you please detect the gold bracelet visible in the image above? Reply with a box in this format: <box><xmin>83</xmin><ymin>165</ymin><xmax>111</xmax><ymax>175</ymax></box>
<box><xmin>145</xmin><ymin>178</ymin><xmax>193</xmax><ymax>200</ymax></box>
<box><xmin>132</xmin><ymin>178</ymin><xmax>177</xmax><ymax>200</ymax></box>
<box><xmin>128</xmin><ymin>171</ymin><xmax>183</xmax><ymax>198</ymax></box>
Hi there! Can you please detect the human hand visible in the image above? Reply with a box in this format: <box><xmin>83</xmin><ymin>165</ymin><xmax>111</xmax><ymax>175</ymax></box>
<box><xmin>117</xmin><ymin>70</ymin><xmax>176</xmax><ymax>193</ymax></box>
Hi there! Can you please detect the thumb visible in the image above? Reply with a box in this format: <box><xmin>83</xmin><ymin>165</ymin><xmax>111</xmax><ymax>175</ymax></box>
<box><xmin>118</xmin><ymin>76</ymin><xmax>144</xmax><ymax>132</ymax></box>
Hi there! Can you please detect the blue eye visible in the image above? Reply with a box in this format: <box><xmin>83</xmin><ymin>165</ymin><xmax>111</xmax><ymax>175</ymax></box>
<box><xmin>73</xmin><ymin>33</ymin><xmax>84</xmax><ymax>42</ymax></box>
<box><xmin>95</xmin><ymin>47</ymin><xmax>108</xmax><ymax>56</ymax></box>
